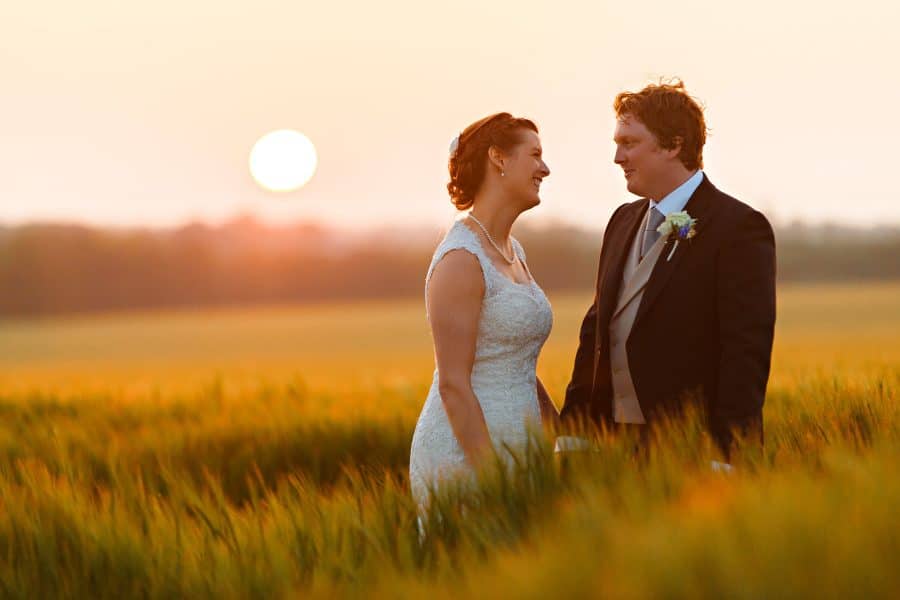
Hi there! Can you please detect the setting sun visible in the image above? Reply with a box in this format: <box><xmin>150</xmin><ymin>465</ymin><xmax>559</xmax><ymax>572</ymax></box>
<box><xmin>249</xmin><ymin>130</ymin><xmax>318</xmax><ymax>193</ymax></box>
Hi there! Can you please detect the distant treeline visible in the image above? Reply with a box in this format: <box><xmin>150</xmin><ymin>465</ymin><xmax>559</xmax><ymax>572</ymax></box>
<box><xmin>1</xmin><ymin>218</ymin><xmax>898</xmax><ymax>317</ymax></box>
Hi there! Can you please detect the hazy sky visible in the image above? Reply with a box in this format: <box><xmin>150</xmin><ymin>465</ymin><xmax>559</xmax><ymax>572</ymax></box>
<box><xmin>3</xmin><ymin>0</ymin><xmax>899</xmax><ymax>230</ymax></box>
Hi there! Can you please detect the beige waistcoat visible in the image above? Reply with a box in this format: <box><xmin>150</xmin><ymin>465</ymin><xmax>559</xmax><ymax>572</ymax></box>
<box><xmin>608</xmin><ymin>208</ymin><xmax>668</xmax><ymax>423</ymax></box>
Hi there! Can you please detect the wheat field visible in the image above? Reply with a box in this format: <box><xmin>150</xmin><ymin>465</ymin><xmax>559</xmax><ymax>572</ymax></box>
<box><xmin>0</xmin><ymin>283</ymin><xmax>898</xmax><ymax>598</ymax></box>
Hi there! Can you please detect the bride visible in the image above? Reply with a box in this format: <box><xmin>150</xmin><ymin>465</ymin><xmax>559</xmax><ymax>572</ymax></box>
<box><xmin>409</xmin><ymin>112</ymin><xmax>559</xmax><ymax>513</ymax></box>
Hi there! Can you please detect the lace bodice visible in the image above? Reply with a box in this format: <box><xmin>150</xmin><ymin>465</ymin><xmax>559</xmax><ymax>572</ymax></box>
<box><xmin>410</xmin><ymin>220</ymin><xmax>553</xmax><ymax>509</ymax></box>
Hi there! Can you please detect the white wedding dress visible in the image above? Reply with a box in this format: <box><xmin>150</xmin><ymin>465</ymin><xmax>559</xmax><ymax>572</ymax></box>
<box><xmin>409</xmin><ymin>220</ymin><xmax>553</xmax><ymax>511</ymax></box>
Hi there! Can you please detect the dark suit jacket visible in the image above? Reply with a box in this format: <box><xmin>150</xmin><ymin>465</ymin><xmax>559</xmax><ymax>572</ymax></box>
<box><xmin>559</xmin><ymin>175</ymin><xmax>776</xmax><ymax>458</ymax></box>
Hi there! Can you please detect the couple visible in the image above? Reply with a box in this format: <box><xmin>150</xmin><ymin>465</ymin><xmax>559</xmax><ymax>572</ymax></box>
<box><xmin>408</xmin><ymin>81</ymin><xmax>777</xmax><ymax>511</ymax></box>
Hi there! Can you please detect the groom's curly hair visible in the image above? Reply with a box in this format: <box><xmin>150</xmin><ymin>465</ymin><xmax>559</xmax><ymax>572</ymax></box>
<box><xmin>447</xmin><ymin>113</ymin><xmax>538</xmax><ymax>210</ymax></box>
<box><xmin>614</xmin><ymin>79</ymin><xmax>707</xmax><ymax>171</ymax></box>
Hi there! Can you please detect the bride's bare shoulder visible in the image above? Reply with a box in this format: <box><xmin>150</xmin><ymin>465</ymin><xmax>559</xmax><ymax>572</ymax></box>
<box><xmin>428</xmin><ymin>249</ymin><xmax>484</xmax><ymax>295</ymax></box>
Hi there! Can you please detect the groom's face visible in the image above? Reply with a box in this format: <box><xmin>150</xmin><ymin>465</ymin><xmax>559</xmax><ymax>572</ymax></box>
<box><xmin>613</xmin><ymin>115</ymin><xmax>671</xmax><ymax>199</ymax></box>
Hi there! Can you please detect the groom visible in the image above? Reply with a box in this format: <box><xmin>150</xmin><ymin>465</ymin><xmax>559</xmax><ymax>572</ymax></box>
<box><xmin>558</xmin><ymin>81</ymin><xmax>776</xmax><ymax>460</ymax></box>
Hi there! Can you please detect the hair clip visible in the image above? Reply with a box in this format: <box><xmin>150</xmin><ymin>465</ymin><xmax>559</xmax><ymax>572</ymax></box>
<box><xmin>449</xmin><ymin>134</ymin><xmax>460</xmax><ymax>158</ymax></box>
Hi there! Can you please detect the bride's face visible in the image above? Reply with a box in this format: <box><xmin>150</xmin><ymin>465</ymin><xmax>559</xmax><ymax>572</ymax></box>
<box><xmin>500</xmin><ymin>130</ymin><xmax>551</xmax><ymax>209</ymax></box>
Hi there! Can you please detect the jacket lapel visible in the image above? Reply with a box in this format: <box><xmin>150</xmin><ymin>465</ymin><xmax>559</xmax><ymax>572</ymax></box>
<box><xmin>597</xmin><ymin>201</ymin><xmax>646</xmax><ymax>326</ymax></box>
<box><xmin>612</xmin><ymin>229</ymin><xmax>668</xmax><ymax>320</ymax></box>
<box><xmin>633</xmin><ymin>174</ymin><xmax>719</xmax><ymax>327</ymax></box>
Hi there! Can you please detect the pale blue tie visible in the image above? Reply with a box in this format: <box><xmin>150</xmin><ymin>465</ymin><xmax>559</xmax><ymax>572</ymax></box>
<box><xmin>642</xmin><ymin>208</ymin><xmax>666</xmax><ymax>258</ymax></box>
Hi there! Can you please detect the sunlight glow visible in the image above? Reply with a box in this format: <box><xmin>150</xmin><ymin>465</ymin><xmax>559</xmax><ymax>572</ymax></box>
<box><xmin>249</xmin><ymin>130</ymin><xmax>318</xmax><ymax>192</ymax></box>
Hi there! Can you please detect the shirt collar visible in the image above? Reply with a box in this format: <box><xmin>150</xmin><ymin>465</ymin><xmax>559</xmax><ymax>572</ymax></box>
<box><xmin>650</xmin><ymin>170</ymin><xmax>704</xmax><ymax>217</ymax></box>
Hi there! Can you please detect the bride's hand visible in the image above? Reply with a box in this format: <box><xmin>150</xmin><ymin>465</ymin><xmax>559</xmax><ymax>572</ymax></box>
<box><xmin>537</xmin><ymin>377</ymin><xmax>561</xmax><ymax>432</ymax></box>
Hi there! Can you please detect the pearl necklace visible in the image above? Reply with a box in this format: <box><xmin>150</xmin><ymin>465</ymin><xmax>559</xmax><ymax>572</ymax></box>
<box><xmin>468</xmin><ymin>214</ymin><xmax>516</xmax><ymax>265</ymax></box>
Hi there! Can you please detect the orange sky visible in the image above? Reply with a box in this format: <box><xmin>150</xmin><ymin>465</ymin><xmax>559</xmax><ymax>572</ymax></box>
<box><xmin>3</xmin><ymin>0</ymin><xmax>899</xmax><ymax>230</ymax></box>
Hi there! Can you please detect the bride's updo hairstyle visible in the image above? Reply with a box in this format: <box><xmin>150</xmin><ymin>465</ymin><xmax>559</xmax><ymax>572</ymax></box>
<box><xmin>447</xmin><ymin>112</ymin><xmax>538</xmax><ymax>210</ymax></box>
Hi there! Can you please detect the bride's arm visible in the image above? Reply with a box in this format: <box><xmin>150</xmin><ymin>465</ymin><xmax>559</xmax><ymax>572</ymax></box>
<box><xmin>427</xmin><ymin>250</ymin><xmax>494</xmax><ymax>469</ymax></box>
<box><xmin>536</xmin><ymin>377</ymin><xmax>560</xmax><ymax>430</ymax></box>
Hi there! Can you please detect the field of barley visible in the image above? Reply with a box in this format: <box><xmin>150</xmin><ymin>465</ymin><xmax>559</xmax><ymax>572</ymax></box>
<box><xmin>0</xmin><ymin>282</ymin><xmax>898</xmax><ymax>598</ymax></box>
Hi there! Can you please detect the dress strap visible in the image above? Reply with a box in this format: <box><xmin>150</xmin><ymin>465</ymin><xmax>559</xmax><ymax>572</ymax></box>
<box><xmin>511</xmin><ymin>236</ymin><xmax>527</xmax><ymax>263</ymax></box>
<box><xmin>424</xmin><ymin>222</ymin><xmax>496</xmax><ymax>315</ymax></box>
<box><xmin>510</xmin><ymin>236</ymin><xmax>537</xmax><ymax>282</ymax></box>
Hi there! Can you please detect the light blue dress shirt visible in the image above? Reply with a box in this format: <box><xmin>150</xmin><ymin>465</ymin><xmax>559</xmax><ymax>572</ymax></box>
<box><xmin>650</xmin><ymin>170</ymin><xmax>704</xmax><ymax>217</ymax></box>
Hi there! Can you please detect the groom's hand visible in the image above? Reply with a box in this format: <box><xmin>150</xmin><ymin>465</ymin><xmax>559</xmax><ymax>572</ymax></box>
<box><xmin>553</xmin><ymin>435</ymin><xmax>593</xmax><ymax>453</ymax></box>
<box><xmin>710</xmin><ymin>460</ymin><xmax>734</xmax><ymax>474</ymax></box>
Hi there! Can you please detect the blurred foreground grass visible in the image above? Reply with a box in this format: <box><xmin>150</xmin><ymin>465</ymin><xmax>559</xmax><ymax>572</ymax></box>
<box><xmin>0</xmin><ymin>283</ymin><xmax>897</xmax><ymax>597</ymax></box>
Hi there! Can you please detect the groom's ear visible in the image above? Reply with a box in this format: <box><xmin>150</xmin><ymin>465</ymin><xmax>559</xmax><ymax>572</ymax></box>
<box><xmin>663</xmin><ymin>136</ymin><xmax>684</xmax><ymax>161</ymax></box>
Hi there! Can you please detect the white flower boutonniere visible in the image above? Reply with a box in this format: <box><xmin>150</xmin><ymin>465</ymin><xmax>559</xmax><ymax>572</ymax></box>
<box><xmin>657</xmin><ymin>211</ymin><xmax>698</xmax><ymax>261</ymax></box>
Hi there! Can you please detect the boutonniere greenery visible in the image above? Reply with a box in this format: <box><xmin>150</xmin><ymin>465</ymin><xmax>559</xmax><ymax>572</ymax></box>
<box><xmin>657</xmin><ymin>211</ymin><xmax>698</xmax><ymax>261</ymax></box>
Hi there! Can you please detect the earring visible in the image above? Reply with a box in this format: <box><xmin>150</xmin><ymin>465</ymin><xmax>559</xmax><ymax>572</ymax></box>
<box><xmin>501</xmin><ymin>171</ymin><xmax>505</xmax><ymax>177</ymax></box>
